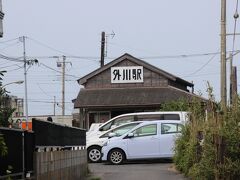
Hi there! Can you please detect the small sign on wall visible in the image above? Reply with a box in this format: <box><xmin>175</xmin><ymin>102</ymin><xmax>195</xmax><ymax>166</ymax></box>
<box><xmin>111</xmin><ymin>66</ymin><xmax>144</xmax><ymax>83</ymax></box>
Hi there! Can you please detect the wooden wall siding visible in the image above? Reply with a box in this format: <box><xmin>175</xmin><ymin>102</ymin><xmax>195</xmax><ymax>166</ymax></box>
<box><xmin>85</xmin><ymin>59</ymin><xmax>169</xmax><ymax>89</ymax></box>
<box><xmin>34</xmin><ymin>149</ymin><xmax>87</xmax><ymax>180</ymax></box>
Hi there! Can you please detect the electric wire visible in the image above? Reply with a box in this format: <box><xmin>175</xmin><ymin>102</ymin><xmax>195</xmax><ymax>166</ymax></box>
<box><xmin>10</xmin><ymin>50</ymin><xmax>240</xmax><ymax>61</ymax></box>
<box><xmin>0</xmin><ymin>63</ymin><xmax>22</xmax><ymax>69</ymax></box>
<box><xmin>7</xmin><ymin>65</ymin><xmax>24</xmax><ymax>72</ymax></box>
<box><xmin>27</xmin><ymin>37</ymin><xmax>73</xmax><ymax>56</ymax></box>
<box><xmin>0</xmin><ymin>37</ymin><xmax>19</xmax><ymax>44</ymax></box>
<box><xmin>28</xmin><ymin>99</ymin><xmax>72</xmax><ymax>104</ymax></box>
<box><xmin>0</xmin><ymin>41</ymin><xmax>21</xmax><ymax>51</ymax></box>
<box><xmin>37</xmin><ymin>83</ymin><xmax>53</xmax><ymax>98</ymax></box>
<box><xmin>184</xmin><ymin>52</ymin><xmax>218</xmax><ymax>77</ymax></box>
<box><xmin>0</xmin><ymin>53</ymin><xmax>23</xmax><ymax>62</ymax></box>
<box><xmin>40</xmin><ymin>63</ymin><xmax>79</xmax><ymax>78</ymax></box>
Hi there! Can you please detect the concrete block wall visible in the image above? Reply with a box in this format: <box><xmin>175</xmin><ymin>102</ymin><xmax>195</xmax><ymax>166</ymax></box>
<box><xmin>34</xmin><ymin>149</ymin><xmax>87</xmax><ymax>180</ymax></box>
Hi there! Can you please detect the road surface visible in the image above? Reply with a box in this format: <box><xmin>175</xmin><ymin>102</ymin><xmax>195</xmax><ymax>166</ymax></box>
<box><xmin>87</xmin><ymin>160</ymin><xmax>187</xmax><ymax>180</ymax></box>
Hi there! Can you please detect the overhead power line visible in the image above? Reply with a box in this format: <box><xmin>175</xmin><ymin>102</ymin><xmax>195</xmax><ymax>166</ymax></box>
<box><xmin>0</xmin><ymin>63</ymin><xmax>22</xmax><ymax>69</ymax></box>
<box><xmin>40</xmin><ymin>63</ymin><xmax>79</xmax><ymax>78</ymax></box>
<box><xmin>0</xmin><ymin>37</ymin><xmax>19</xmax><ymax>44</ymax></box>
<box><xmin>28</xmin><ymin>99</ymin><xmax>72</xmax><ymax>104</ymax></box>
<box><xmin>0</xmin><ymin>41</ymin><xmax>21</xmax><ymax>51</ymax></box>
<box><xmin>27</xmin><ymin>37</ymin><xmax>74</xmax><ymax>56</ymax></box>
<box><xmin>0</xmin><ymin>53</ymin><xmax>23</xmax><ymax>62</ymax></box>
<box><xmin>185</xmin><ymin>51</ymin><xmax>219</xmax><ymax>77</ymax></box>
<box><xmin>8</xmin><ymin>50</ymin><xmax>240</xmax><ymax>62</ymax></box>
<box><xmin>7</xmin><ymin>65</ymin><xmax>24</xmax><ymax>72</ymax></box>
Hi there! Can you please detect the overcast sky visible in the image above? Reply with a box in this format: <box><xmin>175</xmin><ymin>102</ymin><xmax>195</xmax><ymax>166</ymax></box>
<box><xmin>1</xmin><ymin>1</ymin><xmax>239</xmax><ymax>116</ymax></box>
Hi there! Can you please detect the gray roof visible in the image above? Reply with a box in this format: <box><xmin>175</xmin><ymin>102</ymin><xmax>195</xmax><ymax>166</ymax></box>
<box><xmin>74</xmin><ymin>86</ymin><xmax>202</xmax><ymax>108</ymax></box>
<box><xmin>78</xmin><ymin>53</ymin><xmax>193</xmax><ymax>87</ymax></box>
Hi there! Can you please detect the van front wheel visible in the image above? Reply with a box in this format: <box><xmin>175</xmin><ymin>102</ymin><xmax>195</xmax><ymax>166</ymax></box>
<box><xmin>88</xmin><ymin>146</ymin><xmax>102</xmax><ymax>163</ymax></box>
<box><xmin>108</xmin><ymin>149</ymin><xmax>125</xmax><ymax>165</ymax></box>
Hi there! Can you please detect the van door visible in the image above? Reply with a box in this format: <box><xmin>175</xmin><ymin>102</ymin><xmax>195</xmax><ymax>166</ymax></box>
<box><xmin>159</xmin><ymin>123</ymin><xmax>182</xmax><ymax>158</ymax></box>
<box><xmin>126</xmin><ymin>124</ymin><xmax>159</xmax><ymax>159</ymax></box>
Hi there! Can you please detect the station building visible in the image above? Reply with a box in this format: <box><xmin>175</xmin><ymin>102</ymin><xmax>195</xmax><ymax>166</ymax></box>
<box><xmin>74</xmin><ymin>53</ymin><xmax>199</xmax><ymax>129</ymax></box>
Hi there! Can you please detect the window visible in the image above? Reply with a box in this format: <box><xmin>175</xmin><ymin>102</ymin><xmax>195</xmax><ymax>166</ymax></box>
<box><xmin>100</xmin><ymin>123</ymin><xmax>140</xmax><ymax>138</ymax></box>
<box><xmin>113</xmin><ymin>116</ymin><xmax>135</xmax><ymax>126</ymax></box>
<box><xmin>100</xmin><ymin>121</ymin><xmax>112</xmax><ymax>131</ymax></box>
<box><xmin>163</xmin><ymin>114</ymin><xmax>180</xmax><ymax>120</ymax></box>
<box><xmin>132</xmin><ymin>124</ymin><xmax>157</xmax><ymax>137</ymax></box>
<box><xmin>100</xmin><ymin>116</ymin><xmax>135</xmax><ymax>131</ymax></box>
<box><xmin>137</xmin><ymin>114</ymin><xmax>163</xmax><ymax>121</ymax></box>
<box><xmin>161</xmin><ymin>123</ymin><xmax>183</xmax><ymax>134</ymax></box>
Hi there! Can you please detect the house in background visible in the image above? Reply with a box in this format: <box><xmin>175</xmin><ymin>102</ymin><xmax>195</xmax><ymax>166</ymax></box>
<box><xmin>10</xmin><ymin>96</ymin><xmax>24</xmax><ymax>117</ymax></box>
<box><xmin>74</xmin><ymin>53</ymin><xmax>203</xmax><ymax>129</ymax></box>
<box><xmin>0</xmin><ymin>95</ymin><xmax>24</xmax><ymax>118</ymax></box>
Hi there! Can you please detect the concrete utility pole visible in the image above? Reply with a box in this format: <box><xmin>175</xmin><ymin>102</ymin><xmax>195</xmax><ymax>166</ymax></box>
<box><xmin>220</xmin><ymin>0</ymin><xmax>227</xmax><ymax>110</ymax></box>
<box><xmin>53</xmin><ymin>96</ymin><xmax>56</xmax><ymax>116</ymax></box>
<box><xmin>232</xmin><ymin>66</ymin><xmax>238</xmax><ymax>106</ymax></box>
<box><xmin>62</xmin><ymin>55</ymin><xmax>66</xmax><ymax>116</ymax></box>
<box><xmin>23</xmin><ymin>36</ymin><xmax>29</xmax><ymax>130</ymax></box>
<box><xmin>229</xmin><ymin>54</ymin><xmax>233</xmax><ymax>105</ymax></box>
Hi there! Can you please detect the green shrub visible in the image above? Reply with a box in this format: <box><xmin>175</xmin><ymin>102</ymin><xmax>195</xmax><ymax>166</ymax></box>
<box><xmin>173</xmin><ymin>98</ymin><xmax>240</xmax><ymax>179</ymax></box>
<box><xmin>0</xmin><ymin>133</ymin><xmax>7</xmax><ymax>157</ymax></box>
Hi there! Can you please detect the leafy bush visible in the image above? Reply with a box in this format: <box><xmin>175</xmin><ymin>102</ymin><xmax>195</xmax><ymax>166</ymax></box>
<box><xmin>171</xmin><ymin>93</ymin><xmax>240</xmax><ymax>179</ymax></box>
<box><xmin>0</xmin><ymin>133</ymin><xmax>7</xmax><ymax>157</ymax></box>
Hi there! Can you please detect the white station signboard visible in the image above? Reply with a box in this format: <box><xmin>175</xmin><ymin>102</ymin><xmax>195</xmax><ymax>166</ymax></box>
<box><xmin>111</xmin><ymin>66</ymin><xmax>144</xmax><ymax>83</ymax></box>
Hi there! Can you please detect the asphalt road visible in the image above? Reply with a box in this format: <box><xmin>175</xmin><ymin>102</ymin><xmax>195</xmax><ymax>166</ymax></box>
<box><xmin>87</xmin><ymin>160</ymin><xmax>187</xmax><ymax>180</ymax></box>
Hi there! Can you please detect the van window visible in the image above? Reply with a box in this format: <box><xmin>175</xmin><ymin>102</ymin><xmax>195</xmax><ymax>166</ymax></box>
<box><xmin>100</xmin><ymin>121</ymin><xmax>112</xmax><ymax>131</ymax></box>
<box><xmin>163</xmin><ymin>114</ymin><xmax>180</xmax><ymax>120</ymax></box>
<box><xmin>161</xmin><ymin>123</ymin><xmax>183</xmax><ymax>134</ymax></box>
<box><xmin>132</xmin><ymin>124</ymin><xmax>157</xmax><ymax>137</ymax></box>
<box><xmin>100</xmin><ymin>122</ymin><xmax>140</xmax><ymax>138</ymax></box>
<box><xmin>137</xmin><ymin>114</ymin><xmax>163</xmax><ymax>121</ymax></box>
<box><xmin>113</xmin><ymin>116</ymin><xmax>135</xmax><ymax>126</ymax></box>
<box><xmin>100</xmin><ymin>116</ymin><xmax>135</xmax><ymax>131</ymax></box>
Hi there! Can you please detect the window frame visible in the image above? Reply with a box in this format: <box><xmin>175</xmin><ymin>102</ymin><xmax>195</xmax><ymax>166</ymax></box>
<box><xmin>131</xmin><ymin>124</ymin><xmax>157</xmax><ymax>138</ymax></box>
<box><xmin>161</xmin><ymin>123</ymin><xmax>183</xmax><ymax>135</ymax></box>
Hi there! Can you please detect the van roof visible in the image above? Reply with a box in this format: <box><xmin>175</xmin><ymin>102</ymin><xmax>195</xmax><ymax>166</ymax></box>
<box><xmin>114</xmin><ymin>111</ymin><xmax>188</xmax><ymax>118</ymax></box>
<box><xmin>140</xmin><ymin>119</ymin><xmax>184</xmax><ymax>124</ymax></box>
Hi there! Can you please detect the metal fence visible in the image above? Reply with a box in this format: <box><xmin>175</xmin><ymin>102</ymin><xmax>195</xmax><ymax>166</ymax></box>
<box><xmin>32</xmin><ymin>119</ymin><xmax>86</xmax><ymax>147</ymax></box>
<box><xmin>0</xmin><ymin>128</ymin><xmax>34</xmax><ymax>179</ymax></box>
<box><xmin>0</xmin><ymin>119</ymin><xmax>86</xmax><ymax>179</ymax></box>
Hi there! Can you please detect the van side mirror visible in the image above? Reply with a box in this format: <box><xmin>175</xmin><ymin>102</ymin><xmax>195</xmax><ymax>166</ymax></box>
<box><xmin>127</xmin><ymin>133</ymin><xmax>134</xmax><ymax>138</ymax></box>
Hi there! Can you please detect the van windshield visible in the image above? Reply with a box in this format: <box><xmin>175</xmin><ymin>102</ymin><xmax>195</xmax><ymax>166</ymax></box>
<box><xmin>100</xmin><ymin>115</ymin><xmax>135</xmax><ymax>131</ymax></box>
<box><xmin>100</xmin><ymin>122</ymin><xmax>140</xmax><ymax>138</ymax></box>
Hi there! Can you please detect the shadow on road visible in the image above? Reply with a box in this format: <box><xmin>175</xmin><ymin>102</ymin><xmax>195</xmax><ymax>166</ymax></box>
<box><xmin>102</xmin><ymin>158</ymin><xmax>173</xmax><ymax>165</ymax></box>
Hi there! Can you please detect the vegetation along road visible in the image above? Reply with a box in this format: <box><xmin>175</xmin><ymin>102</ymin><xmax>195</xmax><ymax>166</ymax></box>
<box><xmin>87</xmin><ymin>160</ymin><xmax>187</xmax><ymax>180</ymax></box>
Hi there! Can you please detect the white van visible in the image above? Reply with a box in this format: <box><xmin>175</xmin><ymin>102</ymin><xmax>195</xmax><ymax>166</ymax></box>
<box><xmin>87</xmin><ymin>111</ymin><xmax>189</xmax><ymax>137</ymax></box>
<box><xmin>101</xmin><ymin>120</ymin><xmax>184</xmax><ymax>164</ymax></box>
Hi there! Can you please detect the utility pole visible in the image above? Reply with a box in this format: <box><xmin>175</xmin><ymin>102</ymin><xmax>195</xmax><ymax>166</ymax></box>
<box><xmin>23</xmin><ymin>36</ymin><xmax>29</xmax><ymax>130</ymax></box>
<box><xmin>220</xmin><ymin>0</ymin><xmax>227</xmax><ymax>111</ymax></box>
<box><xmin>100</xmin><ymin>31</ymin><xmax>115</xmax><ymax>67</ymax></box>
<box><xmin>53</xmin><ymin>96</ymin><xmax>56</xmax><ymax>116</ymax></box>
<box><xmin>62</xmin><ymin>55</ymin><xmax>66</xmax><ymax>116</ymax></box>
<box><xmin>229</xmin><ymin>54</ymin><xmax>233</xmax><ymax>105</ymax></box>
<box><xmin>100</xmin><ymin>31</ymin><xmax>105</xmax><ymax>67</ymax></box>
<box><xmin>232</xmin><ymin>66</ymin><xmax>238</xmax><ymax>106</ymax></box>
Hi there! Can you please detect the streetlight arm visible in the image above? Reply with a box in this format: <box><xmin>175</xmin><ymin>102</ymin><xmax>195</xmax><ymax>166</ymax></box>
<box><xmin>2</xmin><ymin>80</ymin><xmax>24</xmax><ymax>88</ymax></box>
